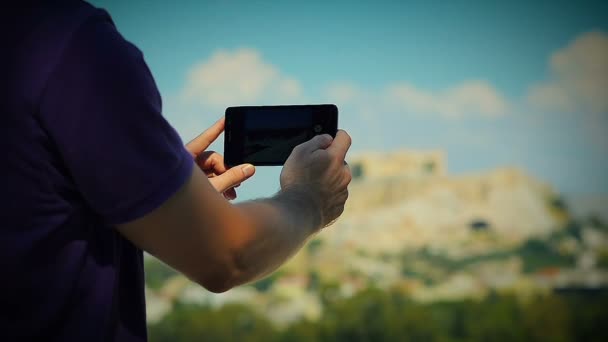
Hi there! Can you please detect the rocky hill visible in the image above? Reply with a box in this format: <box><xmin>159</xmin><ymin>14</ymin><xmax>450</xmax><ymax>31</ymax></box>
<box><xmin>144</xmin><ymin>150</ymin><xmax>608</xmax><ymax>325</ymax></box>
<box><xmin>322</xmin><ymin>150</ymin><xmax>564</xmax><ymax>256</ymax></box>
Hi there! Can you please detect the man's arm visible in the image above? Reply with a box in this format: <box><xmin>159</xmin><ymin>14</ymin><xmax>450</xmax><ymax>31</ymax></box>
<box><xmin>117</xmin><ymin>131</ymin><xmax>352</xmax><ymax>293</ymax></box>
<box><xmin>32</xmin><ymin>5</ymin><xmax>352</xmax><ymax>292</ymax></box>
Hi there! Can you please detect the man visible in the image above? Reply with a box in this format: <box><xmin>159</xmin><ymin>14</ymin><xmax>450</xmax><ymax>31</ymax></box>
<box><xmin>0</xmin><ymin>1</ymin><xmax>351</xmax><ymax>341</ymax></box>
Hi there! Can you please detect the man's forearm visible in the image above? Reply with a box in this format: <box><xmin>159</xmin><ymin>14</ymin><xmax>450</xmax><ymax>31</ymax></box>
<box><xmin>229</xmin><ymin>187</ymin><xmax>322</xmax><ymax>286</ymax></box>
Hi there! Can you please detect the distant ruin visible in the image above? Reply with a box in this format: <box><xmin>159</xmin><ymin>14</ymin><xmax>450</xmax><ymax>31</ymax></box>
<box><xmin>349</xmin><ymin>150</ymin><xmax>447</xmax><ymax>180</ymax></box>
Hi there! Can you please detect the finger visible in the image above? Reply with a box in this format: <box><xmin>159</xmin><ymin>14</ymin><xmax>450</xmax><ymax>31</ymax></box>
<box><xmin>327</xmin><ymin>130</ymin><xmax>352</xmax><ymax>161</ymax></box>
<box><xmin>196</xmin><ymin>151</ymin><xmax>228</xmax><ymax>175</ymax></box>
<box><xmin>186</xmin><ymin>117</ymin><xmax>225</xmax><ymax>155</ymax></box>
<box><xmin>209</xmin><ymin>164</ymin><xmax>255</xmax><ymax>193</ymax></box>
<box><xmin>294</xmin><ymin>134</ymin><xmax>333</xmax><ymax>155</ymax></box>
<box><xmin>342</xmin><ymin>167</ymin><xmax>352</xmax><ymax>187</ymax></box>
<box><xmin>341</xmin><ymin>189</ymin><xmax>349</xmax><ymax>202</ymax></box>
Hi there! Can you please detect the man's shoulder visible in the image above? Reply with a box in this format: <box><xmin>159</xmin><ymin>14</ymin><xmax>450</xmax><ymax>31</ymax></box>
<box><xmin>5</xmin><ymin>1</ymin><xmax>116</xmax><ymax>106</ymax></box>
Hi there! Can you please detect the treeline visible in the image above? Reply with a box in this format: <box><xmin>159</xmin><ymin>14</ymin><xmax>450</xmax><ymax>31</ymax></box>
<box><xmin>149</xmin><ymin>288</ymin><xmax>608</xmax><ymax>342</ymax></box>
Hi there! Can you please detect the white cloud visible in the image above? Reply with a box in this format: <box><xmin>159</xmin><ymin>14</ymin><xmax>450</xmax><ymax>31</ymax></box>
<box><xmin>387</xmin><ymin>81</ymin><xmax>508</xmax><ymax>118</ymax></box>
<box><xmin>174</xmin><ymin>34</ymin><xmax>607</xmax><ymax>151</ymax></box>
<box><xmin>326</xmin><ymin>80</ymin><xmax>508</xmax><ymax>119</ymax></box>
<box><xmin>526</xmin><ymin>31</ymin><xmax>608</xmax><ymax>150</ymax></box>
<box><xmin>179</xmin><ymin>48</ymin><xmax>508</xmax><ymax>121</ymax></box>
<box><xmin>325</xmin><ymin>83</ymin><xmax>361</xmax><ymax>104</ymax></box>
<box><xmin>527</xmin><ymin>31</ymin><xmax>608</xmax><ymax>114</ymax></box>
<box><xmin>181</xmin><ymin>48</ymin><xmax>303</xmax><ymax>109</ymax></box>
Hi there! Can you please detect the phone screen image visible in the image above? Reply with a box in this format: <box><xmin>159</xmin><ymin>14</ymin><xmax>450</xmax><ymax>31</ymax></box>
<box><xmin>225</xmin><ymin>104</ymin><xmax>338</xmax><ymax>166</ymax></box>
<box><xmin>243</xmin><ymin>107</ymin><xmax>313</xmax><ymax>164</ymax></box>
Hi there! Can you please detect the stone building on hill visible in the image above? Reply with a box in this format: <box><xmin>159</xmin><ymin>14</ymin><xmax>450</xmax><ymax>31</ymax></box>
<box><xmin>349</xmin><ymin>150</ymin><xmax>446</xmax><ymax>180</ymax></box>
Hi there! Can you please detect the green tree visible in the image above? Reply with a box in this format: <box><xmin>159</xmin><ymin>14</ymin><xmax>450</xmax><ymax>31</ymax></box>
<box><xmin>149</xmin><ymin>303</ymin><xmax>277</xmax><ymax>342</ymax></box>
<box><xmin>318</xmin><ymin>288</ymin><xmax>441</xmax><ymax>342</ymax></box>
<box><xmin>280</xmin><ymin>319</ymin><xmax>320</xmax><ymax>342</ymax></box>
<box><xmin>522</xmin><ymin>295</ymin><xmax>572</xmax><ymax>342</ymax></box>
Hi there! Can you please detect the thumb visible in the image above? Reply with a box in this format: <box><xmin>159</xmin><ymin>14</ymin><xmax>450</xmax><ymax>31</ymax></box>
<box><xmin>210</xmin><ymin>164</ymin><xmax>255</xmax><ymax>193</ymax></box>
<box><xmin>297</xmin><ymin>134</ymin><xmax>333</xmax><ymax>155</ymax></box>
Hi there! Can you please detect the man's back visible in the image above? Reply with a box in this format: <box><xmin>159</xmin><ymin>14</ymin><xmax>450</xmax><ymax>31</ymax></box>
<box><xmin>0</xmin><ymin>1</ymin><xmax>194</xmax><ymax>340</ymax></box>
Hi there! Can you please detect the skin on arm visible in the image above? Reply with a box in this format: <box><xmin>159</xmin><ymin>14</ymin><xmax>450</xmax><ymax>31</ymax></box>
<box><xmin>116</xmin><ymin>122</ymin><xmax>352</xmax><ymax>293</ymax></box>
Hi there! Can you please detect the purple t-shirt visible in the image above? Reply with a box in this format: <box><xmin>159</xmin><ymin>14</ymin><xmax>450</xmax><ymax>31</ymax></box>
<box><xmin>1</xmin><ymin>1</ymin><xmax>194</xmax><ymax>341</ymax></box>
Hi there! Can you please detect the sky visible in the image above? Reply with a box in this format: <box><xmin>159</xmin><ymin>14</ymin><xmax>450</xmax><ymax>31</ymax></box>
<box><xmin>91</xmin><ymin>0</ymin><xmax>608</xmax><ymax>200</ymax></box>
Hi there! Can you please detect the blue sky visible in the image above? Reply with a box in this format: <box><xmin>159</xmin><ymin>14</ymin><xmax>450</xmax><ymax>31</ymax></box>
<box><xmin>91</xmin><ymin>0</ymin><xmax>608</xmax><ymax>199</ymax></box>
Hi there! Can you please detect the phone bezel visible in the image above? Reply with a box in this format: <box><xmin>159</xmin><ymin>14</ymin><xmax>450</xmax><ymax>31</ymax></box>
<box><xmin>224</xmin><ymin>104</ymin><xmax>338</xmax><ymax>166</ymax></box>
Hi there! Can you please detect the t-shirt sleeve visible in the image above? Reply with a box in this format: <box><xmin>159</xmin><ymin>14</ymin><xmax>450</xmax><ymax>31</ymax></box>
<box><xmin>38</xmin><ymin>12</ymin><xmax>194</xmax><ymax>225</ymax></box>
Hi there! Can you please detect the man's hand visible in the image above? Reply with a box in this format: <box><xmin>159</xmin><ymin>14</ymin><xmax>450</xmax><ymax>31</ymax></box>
<box><xmin>117</xmin><ymin>128</ymin><xmax>353</xmax><ymax>293</ymax></box>
<box><xmin>186</xmin><ymin>117</ymin><xmax>255</xmax><ymax>200</ymax></box>
<box><xmin>280</xmin><ymin>130</ymin><xmax>352</xmax><ymax>228</ymax></box>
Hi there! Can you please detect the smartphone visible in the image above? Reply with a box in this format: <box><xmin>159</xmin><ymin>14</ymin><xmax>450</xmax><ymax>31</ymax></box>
<box><xmin>224</xmin><ymin>104</ymin><xmax>338</xmax><ymax>166</ymax></box>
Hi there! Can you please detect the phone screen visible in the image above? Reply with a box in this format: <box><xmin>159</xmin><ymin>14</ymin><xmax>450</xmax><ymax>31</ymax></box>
<box><xmin>243</xmin><ymin>107</ymin><xmax>314</xmax><ymax>163</ymax></box>
<box><xmin>225</xmin><ymin>104</ymin><xmax>338</xmax><ymax>166</ymax></box>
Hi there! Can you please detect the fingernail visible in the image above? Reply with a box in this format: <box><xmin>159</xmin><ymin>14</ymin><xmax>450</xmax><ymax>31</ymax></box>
<box><xmin>242</xmin><ymin>164</ymin><xmax>254</xmax><ymax>176</ymax></box>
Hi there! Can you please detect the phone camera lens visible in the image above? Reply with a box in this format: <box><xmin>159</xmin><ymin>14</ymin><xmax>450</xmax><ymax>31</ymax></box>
<box><xmin>314</xmin><ymin>124</ymin><xmax>322</xmax><ymax>133</ymax></box>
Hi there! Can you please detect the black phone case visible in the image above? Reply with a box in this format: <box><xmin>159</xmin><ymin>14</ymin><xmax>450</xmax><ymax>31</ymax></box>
<box><xmin>224</xmin><ymin>104</ymin><xmax>338</xmax><ymax>166</ymax></box>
